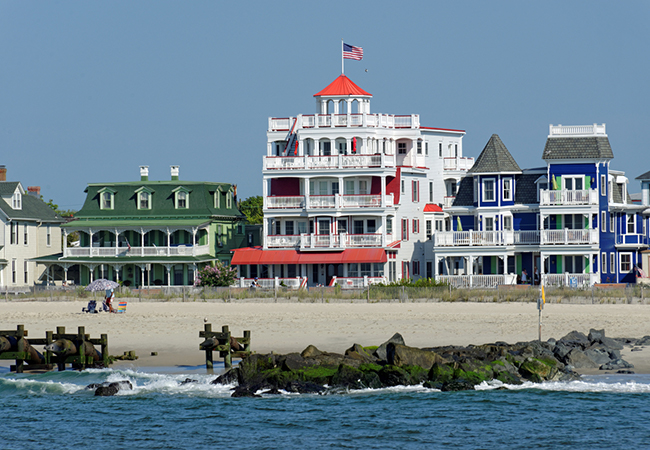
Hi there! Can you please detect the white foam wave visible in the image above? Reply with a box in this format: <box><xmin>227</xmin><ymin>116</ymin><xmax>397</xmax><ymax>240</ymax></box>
<box><xmin>0</xmin><ymin>377</ymin><xmax>85</xmax><ymax>395</ymax></box>
<box><xmin>475</xmin><ymin>378</ymin><xmax>650</xmax><ymax>393</ymax></box>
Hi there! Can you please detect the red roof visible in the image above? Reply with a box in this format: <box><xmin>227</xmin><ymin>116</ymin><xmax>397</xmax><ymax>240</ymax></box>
<box><xmin>424</xmin><ymin>203</ymin><xmax>443</xmax><ymax>213</ymax></box>
<box><xmin>231</xmin><ymin>247</ymin><xmax>386</xmax><ymax>265</ymax></box>
<box><xmin>314</xmin><ymin>74</ymin><xmax>371</xmax><ymax>97</ymax></box>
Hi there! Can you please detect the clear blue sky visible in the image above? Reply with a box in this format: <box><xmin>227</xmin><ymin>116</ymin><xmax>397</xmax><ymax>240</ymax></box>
<box><xmin>1</xmin><ymin>1</ymin><xmax>649</xmax><ymax>210</ymax></box>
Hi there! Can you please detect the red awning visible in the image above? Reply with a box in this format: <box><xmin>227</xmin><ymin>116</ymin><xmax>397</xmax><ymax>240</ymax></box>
<box><xmin>231</xmin><ymin>247</ymin><xmax>387</xmax><ymax>265</ymax></box>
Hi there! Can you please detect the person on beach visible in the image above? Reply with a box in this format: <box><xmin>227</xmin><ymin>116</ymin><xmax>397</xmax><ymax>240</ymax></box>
<box><xmin>521</xmin><ymin>269</ymin><xmax>528</xmax><ymax>284</ymax></box>
<box><xmin>250</xmin><ymin>277</ymin><xmax>260</xmax><ymax>288</ymax></box>
<box><xmin>104</xmin><ymin>288</ymin><xmax>115</xmax><ymax>313</ymax></box>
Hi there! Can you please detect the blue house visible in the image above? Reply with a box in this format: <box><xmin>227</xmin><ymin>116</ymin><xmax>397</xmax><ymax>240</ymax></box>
<box><xmin>432</xmin><ymin>124</ymin><xmax>647</xmax><ymax>287</ymax></box>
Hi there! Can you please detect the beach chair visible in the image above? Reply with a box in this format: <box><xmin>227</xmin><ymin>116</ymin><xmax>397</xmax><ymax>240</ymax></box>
<box><xmin>82</xmin><ymin>300</ymin><xmax>98</xmax><ymax>314</ymax></box>
<box><xmin>115</xmin><ymin>301</ymin><xmax>127</xmax><ymax>314</ymax></box>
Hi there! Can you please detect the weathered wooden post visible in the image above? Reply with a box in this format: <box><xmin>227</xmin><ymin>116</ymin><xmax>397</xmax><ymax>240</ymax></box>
<box><xmin>56</xmin><ymin>326</ymin><xmax>66</xmax><ymax>371</ymax></box>
<box><xmin>222</xmin><ymin>325</ymin><xmax>232</xmax><ymax>369</ymax></box>
<box><xmin>243</xmin><ymin>330</ymin><xmax>251</xmax><ymax>352</ymax></box>
<box><xmin>15</xmin><ymin>325</ymin><xmax>25</xmax><ymax>374</ymax></box>
<box><xmin>44</xmin><ymin>330</ymin><xmax>53</xmax><ymax>366</ymax></box>
<box><xmin>101</xmin><ymin>333</ymin><xmax>108</xmax><ymax>366</ymax></box>
<box><xmin>204</xmin><ymin>323</ymin><xmax>213</xmax><ymax>370</ymax></box>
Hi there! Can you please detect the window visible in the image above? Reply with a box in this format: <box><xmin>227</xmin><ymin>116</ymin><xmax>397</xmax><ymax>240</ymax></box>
<box><xmin>610</xmin><ymin>213</ymin><xmax>615</xmax><ymax>233</ymax></box>
<box><xmin>564</xmin><ymin>176</ymin><xmax>583</xmax><ymax>191</ymax></box>
<box><xmin>23</xmin><ymin>223</ymin><xmax>28</xmax><ymax>245</ymax></box>
<box><xmin>425</xmin><ymin>142</ymin><xmax>429</xmax><ymax>156</ymax></box>
<box><xmin>215</xmin><ymin>192</ymin><xmax>221</xmax><ymax>208</ymax></box>
<box><xmin>354</xmin><ymin>220</ymin><xmax>364</xmax><ymax>235</ymax></box>
<box><xmin>331</xmin><ymin>182</ymin><xmax>339</xmax><ymax>195</ymax></box>
<box><xmin>426</xmin><ymin>220</ymin><xmax>432</xmax><ymax>239</ymax></box>
<box><xmin>610</xmin><ymin>253</ymin><xmax>616</xmax><ymax>274</ymax></box>
<box><xmin>178</xmin><ymin>191</ymin><xmax>187</xmax><ymax>208</ymax></box>
<box><xmin>412</xmin><ymin>219</ymin><xmax>419</xmax><ymax>234</ymax></box>
<box><xmin>359</xmin><ymin>180</ymin><xmax>368</xmax><ymax>195</ymax></box>
<box><xmin>226</xmin><ymin>192</ymin><xmax>232</xmax><ymax>209</ymax></box>
<box><xmin>46</xmin><ymin>225</ymin><xmax>51</xmax><ymax>246</ymax></box>
<box><xmin>298</xmin><ymin>221</ymin><xmax>308</xmax><ymax>235</ymax></box>
<box><xmin>401</xmin><ymin>180</ymin><xmax>405</xmax><ymax>194</ymax></box>
<box><xmin>473</xmin><ymin>178</ymin><xmax>478</xmax><ymax>202</ymax></box>
<box><xmin>601</xmin><ymin>211</ymin><xmax>606</xmax><ymax>231</ymax></box>
<box><xmin>386</xmin><ymin>218</ymin><xmax>392</xmax><ymax>235</ymax></box>
<box><xmin>367</xmin><ymin>220</ymin><xmax>376</xmax><ymax>233</ymax></box>
<box><xmin>402</xmin><ymin>261</ymin><xmax>410</xmax><ymax>279</ymax></box>
<box><xmin>101</xmin><ymin>192</ymin><xmax>113</xmax><ymax>210</ymax></box>
<box><xmin>412</xmin><ymin>180</ymin><xmax>419</xmax><ymax>202</ymax></box>
<box><xmin>12</xmin><ymin>192</ymin><xmax>21</xmax><ymax>209</ymax></box>
<box><xmin>620</xmin><ymin>253</ymin><xmax>632</xmax><ymax>272</ymax></box>
<box><xmin>345</xmin><ymin>180</ymin><xmax>355</xmax><ymax>195</ymax></box>
<box><xmin>10</xmin><ymin>222</ymin><xmax>17</xmax><ymax>245</ymax></box>
<box><xmin>503</xmin><ymin>178</ymin><xmax>512</xmax><ymax>201</ymax></box>
<box><xmin>602</xmin><ymin>252</ymin><xmax>607</xmax><ymax>274</ymax></box>
<box><xmin>285</xmin><ymin>221</ymin><xmax>294</xmax><ymax>235</ymax></box>
<box><xmin>438</xmin><ymin>143</ymin><xmax>442</xmax><ymax>157</ymax></box>
<box><xmin>412</xmin><ymin>260</ymin><xmax>420</xmax><ymax>276</ymax></box>
<box><xmin>429</xmin><ymin>182</ymin><xmax>434</xmax><ymax>202</ymax></box>
<box><xmin>601</xmin><ymin>175</ymin><xmax>606</xmax><ymax>196</ymax></box>
<box><xmin>398</xmin><ymin>142</ymin><xmax>407</xmax><ymax>154</ymax></box>
<box><xmin>564</xmin><ymin>255</ymin><xmax>584</xmax><ymax>274</ymax></box>
<box><xmin>24</xmin><ymin>261</ymin><xmax>28</xmax><ymax>284</ymax></box>
<box><xmin>484</xmin><ymin>217</ymin><xmax>494</xmax><ymax>232</ymax></box>
<box><xmin>483</xmin><ymin>179</ymin><xmax>495</xmax><ymax>202</ymax></box>
<box><xmin>337</xmin><ymin>219</ymin><xmax>347</xmax><ymax>234</ymax></box>
<box><xmin>12</xmin><ymin>260</ymin><xmax>16</xmax><ymax>284</ymax></box>
<box><xmin>503</xmin><ymin>216</ymin><xmax>512</xmax><ymax>231</ymax></box>
<box><xmin>402</xmin><ymin>219</ymin><xmax>408</xmax><ymax>241</ymax></box>
<box><xmin>627</xmin><ymin>214</ymin><xmax>635</xmax><ymax>234</ymax></box>
<box><xmin>417</xmin><ymin>141</ymin><xmax>422</xmax><ymax>154</ymax></box>
<box><xmin>139</xmin><ymin>192</ymin><xmax>150</xmax><ymax>209</ymax></box>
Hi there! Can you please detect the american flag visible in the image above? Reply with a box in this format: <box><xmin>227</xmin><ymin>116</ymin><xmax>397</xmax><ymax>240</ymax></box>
<box><xmin>343</xmin><ymin>43</ymin><xmax>363</xmax><ymax>60</ymax></box>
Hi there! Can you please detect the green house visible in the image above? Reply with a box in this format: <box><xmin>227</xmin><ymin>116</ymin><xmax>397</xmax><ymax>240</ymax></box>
<box><xmin>38</xmin><ymin>166</ymin><xmax>246</xmax><ymax>287</ymax></box>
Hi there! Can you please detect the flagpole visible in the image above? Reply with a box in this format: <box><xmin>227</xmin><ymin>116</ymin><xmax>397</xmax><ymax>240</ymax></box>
<box><xmin>341</xmin><ymin>39</ymin><xmax>344</xmax><ymax>74</ymax></box>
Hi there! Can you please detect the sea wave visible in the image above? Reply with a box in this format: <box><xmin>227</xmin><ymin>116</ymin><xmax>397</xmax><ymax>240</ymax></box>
<box><xmin>475</xmin><ymin>375</ymin><xmax>650</xmax><ymax>393</ymax></box>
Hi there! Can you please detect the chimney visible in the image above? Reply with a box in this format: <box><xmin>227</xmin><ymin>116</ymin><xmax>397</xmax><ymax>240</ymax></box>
<box><xmin>140</xmin><ymin>165</ymin><xmax>149</xmax><ymax>181</ymax></box>
<box><xmin>0</xmin><ymin>165</ymin><xmax>6</xmax><ymax>182</ymax></box>
<box><xmin>27</xmin><ymin>186</ymin><xmax>41</xmax><ymax>197</ymax></box>
<box><xmin>171</xmin><ymin>165</ymin><xmax>179</xmax><ymax>181</ymax></box>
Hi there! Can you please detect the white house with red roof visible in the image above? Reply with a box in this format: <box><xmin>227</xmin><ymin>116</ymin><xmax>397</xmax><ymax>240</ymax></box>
<box><xmin>231</xmin><ymin>74</ymin><xmax>472</xmax><ymax>287</ymax></box>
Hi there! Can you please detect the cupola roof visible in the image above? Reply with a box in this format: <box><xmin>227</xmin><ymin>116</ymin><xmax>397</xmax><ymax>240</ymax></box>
<box><xmin>314</xmin><ymin>74</ymin><xmax>371</xmax><ymax>97</ymax></box>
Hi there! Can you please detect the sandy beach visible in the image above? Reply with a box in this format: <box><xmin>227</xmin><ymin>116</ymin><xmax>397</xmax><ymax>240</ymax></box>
<box><xmin>1</xmin><ymin>300</ymin><xmax>649</xmax><ymax>372</ymax></box>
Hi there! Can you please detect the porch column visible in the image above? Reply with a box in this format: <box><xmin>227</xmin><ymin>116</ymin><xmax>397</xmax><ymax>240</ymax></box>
<box><xmin>192</xmin><ymin>227</ymin><xmax>197</xmax><ymax>256</ymax></box>
<box><xmin>166</xmin><ymin>228</ymin><xmax>171</xmax><ymax>256</ymax></box>
<box><xmin>381</xmin><ymin>215</ymin><xmax>387</xmax><ymax>247</ymax></box>
<box><xmin>164</xmin><ymin>264</ymin><xmax>173</xmax><ymax>286</ymax></box>
<box><xmin>140</xmin><ymin>228</ymin><xmax>145</xmax><ymax>257</ymax></box>
<box><xmin>62</xmin><ymin>264</ymin><xmax>69</xmax><ymax>285</ymax></box>
<box><xmin>346</xmin><ymin>138</ymin><xmax>351</xmax><ymax>155</ymax></box>
<box><xmin>114</xmin><ymin>229</ymin><xmax>120</xmax><ymax>256</ymax></box>
<box><xmin>112</xmin><ymin>264</ymin><xmax>123</xmax><ymax>282</ymax></box>
<box><xmin>63</xmin><ymin>231</ymin><xmax>69</xmax><ymax>257</ymax></box>
<box><xmin>381</xmin><ymin>175</ymin><xmax>387</xmax><ymax>207</ymax></box>
<box><xmin>263</xmin><ymin>218</ymin><xmax>269</xmax><ymax>250</ymax></box>
<box><xmin>192</xmin><ymin>263</ymin><xmax>197</xmax><ymax>284</ymax></box>
<box><xmin>89</xmin><ymin>229</ymin><xmax>93</xmax><ymax>254</ymax></box>
<box><xmin>304</xmin><ymin>176</ymin><xmax>311</xmax><ymax>210</ymax></box>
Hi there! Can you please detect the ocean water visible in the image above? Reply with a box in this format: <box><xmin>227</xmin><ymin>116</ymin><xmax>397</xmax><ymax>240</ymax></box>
<box><xmin>1</xmin><ymin>365</ymin><xmax>650</xmax><ymax>450</ymax></box>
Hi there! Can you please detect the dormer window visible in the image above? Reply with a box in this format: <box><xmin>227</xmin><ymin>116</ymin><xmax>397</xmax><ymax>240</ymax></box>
<box><xmin>214</xmin><ymin>191</ymin><xmax>221</xmax><ymax>208</ymax></box>
<box><xmin>12</xmin><ymin>191</ymin><xmax>21</xmax><ymax>210</ymax></box>
<box><xmin>98</xmin><ymin>188</ymin><xmax>116</xmax><ymax>210</ymax></box>
<box><xmin>172</xmin><ymin>186</ymin><xmax>190</xmax><ymax>209</ymax></box>
<box><xmin>135</xmin><ymin>186</ymin><xmax>154</xmax><ymax>210</ymax></box>
<box><xmin>226</xmin><ymin>192</ymin><xmax>232</xmax><ymax>209</ymax></box>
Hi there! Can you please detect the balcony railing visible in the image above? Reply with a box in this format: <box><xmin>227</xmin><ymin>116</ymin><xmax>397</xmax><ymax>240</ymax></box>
<box><xmin>264</xmin><ymin>193</ymin><xmax>394</xmax><ymax>210</ymax></box>
<box><xmin>437</xmin><ymin>273</ymin><xmax>598</xmax><ymax>288</ymax></box>
<box><xmin>443</xmin><ymin>156</ymin><xmax>474</xmax><ymax>171</ymax></box>
<box><xmin>268</xmin><ymin>114</ymin><xmax>420</xmax><ymax>131</ymax></box>
<box><xmin>433</xmin><ymin>229</ymin><xmax>596</xmax><ymax>247</ymax></box>
<box><xmin>64</xmin><ymin>244</ymin><xmax>210</xmax><ymax>258</ymax></box>
<box><xmin>540</xmin><ymin>189</ymin><xmax>598</xmax><ymax>206</ymax></box>
<box><xmin>549</xmin><ymin>124</ymin><xmax>606</xmax><ymax>136</ymax></box>
<box><xmin>264</xmin><ymin>154</ymin><xmax>395</xmax><ymax>170</ymax></box>
<box><xmin>443</xmin><ymin>196</ymin><xmax>455</xmax><ymax>208</ymax></box>
<box><xmin>333</xmin><ymin>276</ymin><xmax>387</xmax><ymax>289</ymax></box>
<box><xmin>266</xmin><ymin>233</ymin><xmax>384</xmax><ymax>250</ymax></box>
<box><xmin>615</xmin><ymin>234</ymin><xmax>650</xmax><ymax>247</ymax></box>
<box><xmin>542</xmin><ymin>273</ymin><xmax>599</xmax><ymax>287</ymax></box>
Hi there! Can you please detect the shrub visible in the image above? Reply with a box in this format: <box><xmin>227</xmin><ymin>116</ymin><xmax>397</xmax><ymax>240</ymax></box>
<box><xmin>194</xmin><ymin>261</ymin><xmax>237</xmax><ymax>287</ymax></box>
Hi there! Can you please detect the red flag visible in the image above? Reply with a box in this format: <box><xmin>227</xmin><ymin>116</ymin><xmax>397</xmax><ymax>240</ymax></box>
<box><xmin>294</xmin><ymin>139</ymin><xmax>298</xmax><ymax>156</ymax></box>
<box><xmin>352</xmin><ymin>137</ymin><xmax>357</xmax><ymax>153</ymax></box>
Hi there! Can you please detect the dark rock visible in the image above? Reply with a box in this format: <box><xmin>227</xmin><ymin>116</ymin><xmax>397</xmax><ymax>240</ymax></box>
<box><xmin>373</xmin><ymin>333</ymin><xmax>405</xmax><ymax>362</ymax></box>
<box><xmin>637</xmin><ymin>336</ymin><xmax>650</xmax><ymax>346</ymax></box>
<box><xmin>180</xmin><ymin>378</ymin><xmax>198</xmax><ymax>385</ymax></box>
<box><xmin>85</xmin><ymin>383</ymin><xmax>103</xmax><ymax>390</ymax></box>
<box><xmin>600</xmin><ymin>359</ymin><xmax>634</xmax><ymax>370</ymax></box>
<box><xmin>212</xmin><ymin>368</ymin><xmax>240</xmax><ymax>385</ymax></box>
<box><xmin>565</xmin><ymin>349</ymin><xmax>599</xmax><ymax>369</ymax></box>
<box><xmin>441</xmin><ymin>379</ymin><xmax>476</xmax><ymax>391</ymax></box>
<box><xmin>559</xmin><ymin>331</ymin><xmax>590</xmax><ymax>349</ymax></box>
<box><xmin>280</xmin><ymin>353</ymin><xmax>310</xmax><ymax>371</ymax></box>
<box><xmin>600</xmin><ymin>336</ymin><xmax>624</xmax><ymax>350</ymax></box>
<box><xmin>232</xmin><ymin>386</ymin><xmax>261</xmax><ymax>397</ymax></box>
<box><xmin>553</xmin><ymin>341</ymin><xmax>572</xmax><ymax>361</ymax></box>
<box><xmin>261</xmin><ymin>387</ymin><xmax>282</xmax><ymax>395</ymax></box>
<box><xmin>584</xmin><ymin>347</ymin><xmax>613</xmax><ymax>366</ymax></box>
<box><xmin>588</xmin><ymin>329</ymin><xmax>605</xmax><ymax>344</ymax></box>
<box><xmin>631</xmin><ymin>347</ymin><xmax>643</xmax><ymax>352</ymax></box>
<box><xmin>519</xmin><ymin>358</ymin><xmax>559</xmax><ymax>382</ymax></box>
<box><xmin>94</xmin><ymin>380</ymin><xmax>133</xmax><ymax>397</ymax></box>
<box><xmin>617</xmin><ymin>370</ymin><xmax>635</xmax><ymax>374</ymax></box>
<box><xmin>331</xmin><ymin>365</ymin><xmax>365</xmax><ymax>389</ymax></box>
<box><xmin>345</xmin><ymin>344</ymin><xmax>378</xmax><ymax>364</ymax></box>
<box><xmin>378</xmin><ymin>365</ymin><xmax>412</xmax><ymax>386</ymax></box>
<box><xmin>387</xmin><ymin>343</ymin><xmax>445</xmax><ymax>370</ymax></box>
<box><xmin>423</xmin><ymin>380</ymin><xmax>443</xmax><ymax>390</ymax></box>
<box><xmin>300</xmin><ymin>345</ymin><xmax>322</xmax><ymax>358</ymax></box>
<box><xmin>237</xmin><ymin>354</ymin><xmax>279</xmax><ymax>385</ymax></box>
<box><xmin>284</xmin><ymin>380</ymin><xmax>325</xmax><ymax>394</ymax></box>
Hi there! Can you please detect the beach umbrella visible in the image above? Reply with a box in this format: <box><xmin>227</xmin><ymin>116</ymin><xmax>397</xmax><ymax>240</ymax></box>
<box><xmin>85</xmin><ymin>279</ymin><xmax>119</xmax><ymax>292</ymax></box>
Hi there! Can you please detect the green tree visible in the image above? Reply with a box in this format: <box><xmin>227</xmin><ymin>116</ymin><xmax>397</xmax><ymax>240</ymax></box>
<box><xmin>43</xmin><ymin>197</ymin><xmax>78</xmax><ymax>247</ymax></box>
<box><xmin>194</xmin><ymin>261</ymin><xmax>238</xmax><ymax>287</ymax></box>
<box><xmin>238</xmin><ymin>195</ymin><xmax>263</xmax><ymax>224</ymax></box>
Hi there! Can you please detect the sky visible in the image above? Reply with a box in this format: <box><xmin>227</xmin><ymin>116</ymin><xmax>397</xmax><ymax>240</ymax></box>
<box><xmin>1</xmin><ymin>1</ymin><xmax>649</xmax><ymax>211</ymax></box>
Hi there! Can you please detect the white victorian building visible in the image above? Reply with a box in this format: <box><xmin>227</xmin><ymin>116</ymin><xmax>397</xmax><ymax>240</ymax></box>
<box><xmin>231</xmin><ymin>75</ymin><xmax>472</xmax><ymax>287</ymax></box>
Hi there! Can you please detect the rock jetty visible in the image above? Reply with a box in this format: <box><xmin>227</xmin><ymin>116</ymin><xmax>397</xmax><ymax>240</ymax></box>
<box><xmin>213</xmin><ymin>329</ymin><xmax>644</xmax><ymax>397</ymax></box>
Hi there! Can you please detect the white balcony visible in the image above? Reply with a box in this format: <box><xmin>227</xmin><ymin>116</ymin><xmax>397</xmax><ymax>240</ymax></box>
<box><xmin>540</xmin><ymin>229</ymin><xmax>598</xmax><ymax>245</ymax></box>
<box><xmin>549</xmin><ymin>123</ymin><xmax>606</xmax><ymax>137</ymax></box>
<box><xmin>540</xmin><ymin>189</ymin><xmax>598</xmax><ymax>206</ymax></box>
<box><xmin>268</xmin><ymin>114</ymin><xmax>419</xmax><ymax>131</ymax></box>
<box><xmin>433</xmin><ymin>229</ymin><xmax>596</xmax><ymax>247</ymax></box>
<box><xmin>266</xmin><ymin>233</ymin><xmax>384</xmax><ymax>250</ymax></box>
<box><xmin>443</xmin><ymin>196</ymin><xmax>455</xmax><ymax>208</ymax></box>
<box><xmin>264</xmin><ymin>154</ymin><xmax>395</xmax><ymax>171</ymax></box>
<box><xmin>265</xmin><ymin>193</ymin><xmax>394</xmax><ymax>210</ymax></box>
<box><xmin>443</xmin><ymin>156</ymin><xmax>474</xmax><ymax>171</ymax></box>
<box><xmin>434</xmin><ymin>230</ymin><xmax>540</xmax><ymax>247</ymax></box>
<box><xmin>64</xmin><ymin>244</ymin><xmax>210</xmax><ymax>258</ymax></box>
